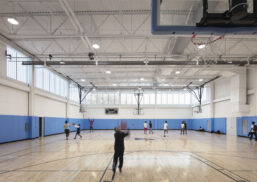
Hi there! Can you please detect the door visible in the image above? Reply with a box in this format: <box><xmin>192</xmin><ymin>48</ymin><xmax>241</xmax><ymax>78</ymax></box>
<box><xmin>39</xmin><ymin>117</ymin><xmax>44</xmax><ymax>137</ymax></box>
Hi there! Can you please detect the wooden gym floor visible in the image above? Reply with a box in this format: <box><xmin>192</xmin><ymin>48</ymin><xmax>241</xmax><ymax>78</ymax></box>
<box><xmin>0</xmin><ymin>130</ymin><xmax>256</xmax><ymax>182</ymax></box>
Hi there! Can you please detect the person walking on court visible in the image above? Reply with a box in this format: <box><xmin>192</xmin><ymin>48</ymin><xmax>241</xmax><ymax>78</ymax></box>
<box><xmin>164</xmin><ymin>121</ymin><xmax>168</xmax><ymax>137</ymax></box>
<box><xmin>149</xmin><ymin>121</ymin><xmax>153</xmax><ymax>134</ymax></box>
<box><xmin>144</xmin><ymin>121</ymin><xmax>147</xmax><ymax>134</ymax></box>
<box><xmin>249</xmin><ymin>121</ymin><xmax>257</xmax><ymax>140</ymax></box>
<box><xmin>89</xmin><ymin>119</ymin><xmax>94</xmax><ymax>133</ymax></box>
<box><xmin>184</xmin><ymin>121</ymin><xmax>187</xmax><ymax>134</ymax></box>
<box><xmin>112</xmin><ymin>126</ymin><xmax>129</xmax><ymax>174</ymax></box>
<box><xmin>64</xmin><ymin>121</ymin><xmax>70</xmax><ymax>140</ymax></box>
<box><xmin>180</xmin><ymin>122</ymin><xmax>185</xmax><ymax>135</ymax></box>
<box><xmin>73</xmin><ymin>123</ymin><xmax>82</xmax><ymax>139</ymax></box>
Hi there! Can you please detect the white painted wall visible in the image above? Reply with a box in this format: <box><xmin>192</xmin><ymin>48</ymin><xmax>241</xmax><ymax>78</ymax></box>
<box><xmin>0</xmin><ymin>78</ymin><xmax>83</xmax><ymax>119</ymax></box>
<box><xmin>34</xmin><ymin>94</ymin><xmax>66</xmax><ymax>118</ymax></box>
<box><xmin>214</xmin><ymin>78</ymin><xmax>230</xmax><ymax>99</ymax></box>
<box><xmin>0</xmin><ymin>83</ymin><xmax>28</xmax><ymax>116</ymax></box>
<box><xmin>68</xmin><ymin>103</ymin><xmax>83</xmax><ymax>118</ymax></box>
<box><xmin>85</xmin><ymin>105</ymin><xmax>192</xmax><ymax>119</ymax></box>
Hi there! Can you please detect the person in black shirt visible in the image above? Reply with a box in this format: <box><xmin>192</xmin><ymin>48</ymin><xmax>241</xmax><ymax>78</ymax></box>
<box><xmin>73</xmin><ymin>123</ymin><xmax>82</xmax><ymax>139</ymax></box>
<box><xmin>249</xmin><ymin>121</ymin><xmax>257</xmax><ymax>141</ymax></box>
<box><xmin>149</xmin><ymin>121</ymin><xmax>153</xmax><ymax>134</ymax></box>
<box><xmin>112</xmin><ymin>126</ymin><xmax>129</xmax><ymax>173</ymax></box>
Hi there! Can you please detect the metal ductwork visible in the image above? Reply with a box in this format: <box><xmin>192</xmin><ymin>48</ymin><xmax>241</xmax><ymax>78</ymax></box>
<box><xmin>22</xmin><ymin>60</ymin><xmax>257</xmax><ymax>66</ymax></box>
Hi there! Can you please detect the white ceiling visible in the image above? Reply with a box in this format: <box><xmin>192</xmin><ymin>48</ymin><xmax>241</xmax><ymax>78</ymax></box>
<box><xmin>0</xmin><ymin>0</ymin><xmax>256</xmax><ymax>89</ymax></box>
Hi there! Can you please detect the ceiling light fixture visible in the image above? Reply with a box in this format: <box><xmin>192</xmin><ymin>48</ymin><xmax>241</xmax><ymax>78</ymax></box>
<box><xmin>228</xmin><ymin>61</ymin><xmax>233</xmax><ymax>63</ymax></box>
<box><xmin>105</xmin><ymin>70</ymin><xmax>111</xmax><ymax>74</ymax></box>
<box><xmin>93</xmin><ymin>88</ymin><xmax>96</xmax><ymax>91</ymax></box>
<box><xmin>113</xmin><ymin>83</ymin><xmax>117</xmax><ymax>86</ymax></box>
<box><xmin>60</xmin><ymin>61</ymin><xmax>65</xmax><ymax>64</ymax></box>
<box><xmin>198</xmin><ymin>44</ymin><xmax>206</xmax><ymax>49</ymax></box>
<box><xmin>92</xmin><ymin>44</ymin><xmax>100</xmax><ymax>49</ymax></box>
<box><xmin>80</xmin><ymin>79</ymin><xmax>85</xmax><ymax>82</ymax></box>
<box><xmin>175</xmin><ymin>71</ymin><xmax>181</xmax><ymax>74</ymax></box>
<box><xmin>7</xmin><ymin>18</ymin><xmax>19</xmax><ymax>25</ymax></box>
<box><xmin>199</xmin><ymin>78</ymin><xmax>203</xmax><ymax>82</ymax></box>
<box><xmin>140</xmin><ymin>78</ymin><xmax>144</xmax><ymax>81</ymax></box>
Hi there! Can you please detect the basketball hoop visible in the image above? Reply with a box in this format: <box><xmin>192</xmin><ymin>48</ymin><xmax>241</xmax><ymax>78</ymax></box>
<box><xmin>79</xmin><ymin>104</ymin><xmax>87</xmax><ymax>113</ymax></box>
<box><xmin>191</xmin><ymin>34</ymin><xmax>225</xmax><ymax>47</ymax></box>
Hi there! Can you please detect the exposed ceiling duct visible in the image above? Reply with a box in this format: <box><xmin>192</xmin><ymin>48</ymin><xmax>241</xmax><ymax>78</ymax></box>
<box><xmin>22</xmin><ymin>60</ymin><xmax>257</xmax><ymax>66</ymax></box>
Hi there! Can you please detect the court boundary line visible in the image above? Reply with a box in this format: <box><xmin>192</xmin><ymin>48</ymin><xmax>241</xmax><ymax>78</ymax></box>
<box><xmin>99</xmin><ymin>155</ymin><xmax>114</xmax><ymax>182</ymax></box>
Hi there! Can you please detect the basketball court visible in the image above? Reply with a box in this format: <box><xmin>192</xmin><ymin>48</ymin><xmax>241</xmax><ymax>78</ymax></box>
<box><xmin>0</xmin><ymin>0</ymin><xmax>257</xmax><ymax>181</ymax></box>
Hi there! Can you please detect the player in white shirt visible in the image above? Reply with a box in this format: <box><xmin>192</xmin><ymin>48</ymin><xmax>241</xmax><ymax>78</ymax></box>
<box><xmin>64</xmin><ymin>121</ymin><xmax>70</xmax><ymax>140</ymax></box>
<box><xmin>164</xmin><ymin>121</ymin><xmax>168</xmax><ymax>137</ymax></box>
<box><xmin>144</xmin><ymin>121</ymin><xmax>147</xmax><ymax>134</ymax></box>
<box><xmin>181</xmin><ymin>122</ymin><xmax>185</xmax><ymax>135</ymax></box>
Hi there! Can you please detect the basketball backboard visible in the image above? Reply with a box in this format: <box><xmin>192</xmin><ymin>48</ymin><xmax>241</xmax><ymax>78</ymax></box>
<box><xmin>152</xmin><ymin>0</ymin><xmax>257</xmax><ymax>35</ymax></box>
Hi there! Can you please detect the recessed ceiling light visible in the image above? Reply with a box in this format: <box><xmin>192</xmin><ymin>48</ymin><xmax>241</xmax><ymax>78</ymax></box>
<box><xmin>7</xmin><ymin>18</ymin><xmax>19</xmax><ymax>25</ymax></box>
<box><xmin>92</xmin><ymin>43</ymin><xmax>100</xmax><ymax>49</ymax></box>
<box><xmin>198</xmin><ymin>44</ymin><xmax>206</xmax><ymax>49</ymax></box>
<box><xmin>80</xmin><ymin>79</ymin><xmax>85</xmax><ymax>82</ymax></box>
<box><xmin>140</xmin><ymin>78</ymin><xmax>144</xmax><ymax>81</ymax></box>
<box><xmin>199</xmin><ymin>78</ymin><xmax>203</xmax><ymax>82</ymax></box>
<box><xmin>105</xmin><ymin>70</ymin><xmax>111</xmax><ymax>74</ymax></box>
<box><xmin>93</xmin><ymin>87</ymin><xmax>96</xmax><ymax>91</ymax></box>
<box><xmin>175</xmin><ymin>71</ymin><xmax>180</xmax><ymax>74</ymax></box>
<box><xmin>228</xmin><ymin>61</ymin><xmax>233</xmax><ymax>64</ymax></box>
<box><xmin>138</xmin><ymin>87</ymin><xmax>142</xmax><ymax>90</ymax></box>
<box><xmin>113</xmin><ymin>83</ymin><xmax>117</xmax><ymax>86</ymax></box>
<box><xmin>60</xmin><ymin>61</ymin><xmax>65</xmax><ymax>64</ymax></box>
<box><xmin>184</xmin><ymin>88</ymin><xmax>187</xmax><ymax>91</ymax></box>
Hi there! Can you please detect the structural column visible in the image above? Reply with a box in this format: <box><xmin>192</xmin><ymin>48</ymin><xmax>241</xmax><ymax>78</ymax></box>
<box><xmin>227</xmin><ymin>68</ymin><xmax>249</xmax><ymax>135</ymax></box>
<box><xmin>0</xmin><ymin>42</ymin><xmax>7</xmax><ymax>78</ymax></box>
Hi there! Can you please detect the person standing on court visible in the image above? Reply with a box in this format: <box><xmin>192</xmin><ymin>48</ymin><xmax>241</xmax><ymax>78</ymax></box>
<box><xmin>164</xmin><ymin>121</ymin><xmax>168</xmax><ymax>137</ymax></box>
<box><xmin>89</xmin><ymin>119</ymin><xmax>94</xmax><ymax>133</ymax></box>
<box><xmin>144</xmin><ymin>121</ymin><xmax>147</xmax><ymax>134</ymax></box>
<box><xmin>180</xmin><ymin>122</ymin><xmax>185</xmax><ymax>135</ymax></box>
<box><xmin>73</xmin><ymin>123</ymin><xmax>82</xmax><ymax>139</ymax></box>
<box><xmin>249</xmin><ymin>121</ymin><xmax>257</xmax><ymax>140</ymax></box>
<box><xmin>64</xmin><ymin>121</ymin><xmax>70</xmax><ymax>140</ymax></box>
<box><xmin>184</xmin><ymin>121</ymin><xmax>187</xmax><ymax>134</ymax></box>
<box><xmin>149</xmin><ymin>121</ymin><xmax>153</xmax><ymax>134</ymax></box>
<box><xmin>112</xmin><ymin>126</ymin><xmax>130</xmax><ymax>174</ymax></box>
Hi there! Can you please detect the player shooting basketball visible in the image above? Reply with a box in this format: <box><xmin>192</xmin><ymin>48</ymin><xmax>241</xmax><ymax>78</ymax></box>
<box><xmin>112</xmin><ymin>121</ymin><xmax>130</xmax><ymax>175</ymax></box>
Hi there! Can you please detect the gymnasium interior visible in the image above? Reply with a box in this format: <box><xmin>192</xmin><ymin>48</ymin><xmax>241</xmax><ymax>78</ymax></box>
<box><xmin>0</xmin><ymin>0</ymin><xmax>257</xmax><ymax>181</ymax></box>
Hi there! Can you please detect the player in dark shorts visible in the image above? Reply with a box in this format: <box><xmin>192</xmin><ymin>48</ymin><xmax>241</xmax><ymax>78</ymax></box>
<box><xmin>64</xmin><ymin>121</ymin><xmax>70</xmax><ymax>140</ymax></box>
<box><xmin>112</xmin><ymin>126</ymin><xmax>129</xmax><ymax>174</ymax></box>
<box><xmin>73</xmin><ymin>123</ymin><xmax>82</xmax><ymax>139</ymax></box>
<box><xmin>149</xmin><ymin>121</ymin><xmax>153</xmax><ymax>134</ymax></box>
<box><xmin>89</xmin><ymin>119</ymin><xmax>94</xmax><ymax>133</ymax></box>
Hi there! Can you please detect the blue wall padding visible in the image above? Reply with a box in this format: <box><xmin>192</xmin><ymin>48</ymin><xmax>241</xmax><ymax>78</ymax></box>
<box><xmin>213</xmin><ymin>118</ymin><xmax>226</xmax><ymax>134</ymax></box>
<box><xmin>44</xmin><ymin>117</ymin><xmax>86</xmax><ymax>136</ymax></box>
<box><xmin>237</xmin><ymin>116</ymin><xmax>257</xmax><ymax>137</ymax></box>
<box><xmin>190</xmin><ymin>118</ymin><xmax>226</xmax><ymax>133</ymax></box>
<box><xmin>28</xmin><ymin>116</ymin><xmax>39</xmax><ymax>139</ymax></box>
<box><xmin>0</xmin><ymin>115</ymin><xmax>39</xmax><ymax>143</ymax></box>
<box><xmin>0</xmin><ymin>114</ymin><xmax>229</xmax><ymax>143</ymax></box>
<box><xmin>88</xmin><ymin>119</ymin><xmax>193</xmax><ymax>130</ymax></box>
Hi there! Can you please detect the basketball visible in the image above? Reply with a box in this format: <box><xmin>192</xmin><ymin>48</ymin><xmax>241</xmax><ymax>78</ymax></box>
<box><xmin>120</xmin><ymin>120</ymin><xmax>127</xmax><ymax>130</ymax></box>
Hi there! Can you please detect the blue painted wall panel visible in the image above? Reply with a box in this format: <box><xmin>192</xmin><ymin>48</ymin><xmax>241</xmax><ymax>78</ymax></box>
<box><xmin>213</xmin><ymin>118</ymin><xmax>226</xmax><ymax>134</ymax></box>
<box><xmin>44</xmin><ymin>117</ymin><xmax>87</xmax><ymax>136</ymax></box>
<box><xmin>0</xmin><ymin>115</ymin><xmax>30</xmax><ymax>143</ymax></box>
<box><xmin>237</xmin><ymin>116</ymin><xmax>257</xmax><ymax>137</ymax></box>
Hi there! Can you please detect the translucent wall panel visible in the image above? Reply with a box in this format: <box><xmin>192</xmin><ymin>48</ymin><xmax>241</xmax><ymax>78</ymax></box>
<box><xmin>7</xmin><ymin>46</ymin><xmax>30</xmax><ymax>84</ymax></box>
